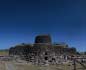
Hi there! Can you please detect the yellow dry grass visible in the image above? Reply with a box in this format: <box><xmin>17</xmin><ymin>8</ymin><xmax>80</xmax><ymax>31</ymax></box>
<box><xmin>0</xmin><ymin>51</ymin><xmax>9</xmax><ymax>56</ymax></box>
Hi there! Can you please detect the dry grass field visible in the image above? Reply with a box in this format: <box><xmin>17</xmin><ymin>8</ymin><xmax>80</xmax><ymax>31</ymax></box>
<box><xmin>0</xmin><ymin>50</ymin><xmax>9</xmax><ymax>56</ymax></box>
<box><xmin>12</xmin><ymin>62</ymin><xmax>86</xmax><ymax>70</ymax></box>
<box><xmin>0</xmin><ymin>61</ymin><xmax>86</xmax><ymax>70</ymax></box>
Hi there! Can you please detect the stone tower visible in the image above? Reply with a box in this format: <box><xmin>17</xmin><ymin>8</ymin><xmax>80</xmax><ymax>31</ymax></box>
<box><xmin>35</xmin><ymin>34</ymin><xmax>52</xmax><ymax>44</ymax></box>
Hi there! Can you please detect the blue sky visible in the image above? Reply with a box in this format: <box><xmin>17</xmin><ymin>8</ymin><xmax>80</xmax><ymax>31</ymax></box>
<box><xmin>0</xmin><ymin>0</ymin><xmax>86</xmax><ymax>52</ymax></box>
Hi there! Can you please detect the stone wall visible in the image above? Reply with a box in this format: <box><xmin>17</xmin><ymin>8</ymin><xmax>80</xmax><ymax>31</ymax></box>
<box><xmin>9</xmin><ymin>35</ymin><xmax>77</xmax><ymax>65</ymax></box>
<box><xmin>35</xmin><ymin>35</ymin><xmax>52</xmax><ymax>44</ymax></box>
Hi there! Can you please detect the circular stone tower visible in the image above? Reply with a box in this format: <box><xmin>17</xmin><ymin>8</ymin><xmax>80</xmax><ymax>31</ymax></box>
<box><xmin>35</xmin><ymin>34</ymin><xmax>52</xmax><ymax>44</ymax></box>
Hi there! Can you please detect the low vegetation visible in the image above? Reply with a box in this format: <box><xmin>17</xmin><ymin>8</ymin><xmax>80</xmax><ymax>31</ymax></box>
<box><xmin>0</xmin><ymin>49</ymin><xmax>9</xmax><ymax>56</ymax></box>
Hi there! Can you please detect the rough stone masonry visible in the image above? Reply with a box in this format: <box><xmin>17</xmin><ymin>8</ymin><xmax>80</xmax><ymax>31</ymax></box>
<box><xmin>9</xmin><ymin>34</ymin><xmax>77</xmax><ymax>65</ymax></box>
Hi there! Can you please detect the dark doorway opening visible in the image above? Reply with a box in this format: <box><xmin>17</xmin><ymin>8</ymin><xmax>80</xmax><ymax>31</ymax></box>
<box><xmin>45</xmin><ymin>57</ymin><xmax>48</xmax><ymax>60</ymax></box>
<box><xmin>45</xmin><ymin>52</ymin><xmax>48</xmax><ymax>55</ymax></box>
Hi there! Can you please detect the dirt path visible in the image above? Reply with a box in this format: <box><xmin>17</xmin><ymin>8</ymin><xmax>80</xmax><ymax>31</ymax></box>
<box><xmin>0</xmin><ymin>61</ymin><xmax>5</xmax><ymax>70</ymax></box>
<box><xmin>5</xmin><ymin>62</ymin><xmax>16</xmax><ymax>70</ymax></box>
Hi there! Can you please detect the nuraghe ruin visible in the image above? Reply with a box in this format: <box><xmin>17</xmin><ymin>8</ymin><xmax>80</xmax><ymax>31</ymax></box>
<box><xmin>9</xmin><ymin>35</ymin><xmax>76</xmax><ymax>65</ymax></box>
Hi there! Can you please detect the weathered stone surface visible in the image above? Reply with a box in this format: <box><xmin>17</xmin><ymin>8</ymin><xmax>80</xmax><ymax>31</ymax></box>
<box><xmin>9</xmin><ymin>35</ymin><xmax>77</xmax><ymax>65</ymax></box>
<box><xmin>35</xmin><ymin>35</ymin><xmax>52</xmax><ymax>44</ymax></box>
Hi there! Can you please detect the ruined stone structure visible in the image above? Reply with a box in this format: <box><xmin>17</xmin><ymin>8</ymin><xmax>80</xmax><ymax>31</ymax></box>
<box><xmin>9</xmin><ymin>35</ymin><xmax>77</xmax><ymax>65</ymax></box>
<box><xmin>35</xmin><ymin>34</ymin><xmax>52</xmax><ymax>44</ymax></box>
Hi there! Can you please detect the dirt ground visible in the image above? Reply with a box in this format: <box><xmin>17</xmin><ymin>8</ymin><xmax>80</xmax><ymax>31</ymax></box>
<box><xmin>0</xmin><ymin>61</ymin><xmax>86</xmax><ymax>70</ymax></box>
<box><xmin>12</xmin><ymin>62</ymin><xmax>86</xmax><ymax>70</ymax></box>
<box><xmin>13</xmin><ymin>65</ymin><xmax>85</xmax><ymax>70</ymax></box>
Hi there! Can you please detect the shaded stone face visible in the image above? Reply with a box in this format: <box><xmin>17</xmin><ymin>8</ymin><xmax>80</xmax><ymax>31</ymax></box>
<box><xmin>35</xmin><ymin>35</ymin><xmax>52</xmax><ymax>44</ymax></box>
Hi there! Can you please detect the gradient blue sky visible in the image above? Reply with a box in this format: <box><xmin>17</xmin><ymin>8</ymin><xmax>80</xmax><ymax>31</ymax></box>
<box><xmin>0</xmin><ymin>0</ymin><xmax>86</xmax><ymax>52</ymax></box>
